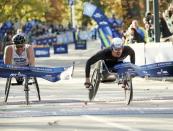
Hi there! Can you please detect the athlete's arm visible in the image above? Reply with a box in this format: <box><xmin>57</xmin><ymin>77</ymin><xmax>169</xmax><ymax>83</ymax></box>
<box><xmin>27</xmin><ymin>45</ymin><xmax>35</xmax><ymax>66</ymax></box>
<box><xmin>3</xmin><ymin>46</ymin><xmax>12</xmax><ymax>64</ymax></box>
<box><xmin>85</xmin><ymin>49</ymin><xmax>106</xmax><ymax>85</ymax></box>
<box><xmin>129</xmin><ymin>47</ymin><xmax>135</xmax><ymax>64</ymax></box>
<box><xmin>125</xmin><ymin>46</ymin><xmax>135</xmax><ymax>64</ymax></box>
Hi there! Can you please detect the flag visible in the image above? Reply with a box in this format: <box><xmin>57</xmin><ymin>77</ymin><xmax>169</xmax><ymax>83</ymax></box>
<box><xmin>83</xmin><ymin>2</ymin><xmax>121</xmax><ymax>47</ymax></box>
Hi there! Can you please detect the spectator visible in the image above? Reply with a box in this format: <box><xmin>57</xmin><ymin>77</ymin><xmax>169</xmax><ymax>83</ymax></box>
<box><xmin>143</xmin><ymin>12</ymin><xmax>154</xmax><ymax>42</ymax></box>
<box><xmin>131</xmin><ymin>20</ymin><xmax>145</xmax><ymax>41</ymax></box>
<box><xmin>163</xmin><ymin>9</ymin><xmax>173</xmax><ymax>33</ymax></box>
<box><xmin>2</xmin><ymin>30</ymin><xmax>14</xmax><ymax>54</ymax></box>
<box><xmin>159</xmin><ymin>12</ymin><xmax>173</xmax><ymax>42</ymax></box>
<box><xmin>126</xmin><ymin>27</ymin><xmax>145</xmax><ymax>44</ymax></box>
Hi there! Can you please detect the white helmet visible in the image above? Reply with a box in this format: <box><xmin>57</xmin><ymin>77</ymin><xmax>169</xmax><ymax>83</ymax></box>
<box><xmin>111</xmin><ymin>37</ymin><xmax>123</xmax><ymax>50</ymax></box>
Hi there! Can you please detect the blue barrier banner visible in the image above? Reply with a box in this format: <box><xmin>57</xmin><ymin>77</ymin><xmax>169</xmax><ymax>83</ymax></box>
<box><xmin>34</xmin><ymin>32</ymin><xmax>74</xmax><ymax>45</ymax></box>
<box><xmin>78</xmin><ymin>31</ymin><xmax>90</xmax><ymax>40</ymax></box>
<box><xmin>140</xmin><ymin>61</ymin><xmax>173</xmax><ymax>77</ymax></box>
<box><xmin>56</xmin><ymin>31</ymin><xmax>74</xmax><ymax>44</ymax></box>
<box><xmin>53</xmin><ymin>44</ymin><xmax>68</xmax><ymax>54</ymax></box>
<box><xmin>57</xmin><ymin>35</ymin><xmax>64</xmax><ymax>44</ymax></box>
<box><xmin>114</xmin><ymin>61</ymin><xmax>173</xmax><ymax>78</ymax></box>
<box><xmin>75</xmin><ymin>40</ymin><xmax>87</xmax><ymax>50</ymax></box>
<box><xmin>34</xmin><ymin>47</ymin><xmax>50</xmax><ymax>57</ymax></box>
<box><xmin>66</xmin><ymin>31</ymin><xmax>75</xmax><ymax>43</ymax></box>
<box><xmin>36</xmin><ymin>36</ymin><xmax>57</xmax><ymax>45</ymax></box>
<box><xmin>114</xmin><ymin>62</ymin><xmax>144</xmax><ymax>77</ymax></box>
<box><xmin>0</xmin><ymin>64</ymin><xmax>74</xmax><ymax>82</ymax></box>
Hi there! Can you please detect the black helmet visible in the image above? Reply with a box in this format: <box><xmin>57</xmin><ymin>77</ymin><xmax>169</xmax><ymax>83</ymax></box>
<box><xmin>12</xmin><ymin>33</ymin><xmax>26</xmax><ymax>45</ymax></box>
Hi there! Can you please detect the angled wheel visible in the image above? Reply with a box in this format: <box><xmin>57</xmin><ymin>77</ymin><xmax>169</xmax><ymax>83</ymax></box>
<box><xmin>4</xmin><ymin>78</ymin><xmax>12</xmax><ymax>102</ymax></box>
<box><xmin>34</xmin><ymin>77</ymin><xmax>41</xmax><ymax>101</ymax></box>
<box><xmin>88</xmin><ymin>84</ymin><xmax>94</xmax><ymax>101</ymax></box>
<box><xmin>24</xmin><ymin>77</ymin><xmax>29</xmax><ymax>105</ymax></box>
<box><xmin>89</xmin><ymin>68</ymin><xmax>101</xmax><ymax>101</ymax></box>
<box><xmin>124</xmin><ymin>74</ymin><xmax>133</xmax><ymax>105</ymax></box>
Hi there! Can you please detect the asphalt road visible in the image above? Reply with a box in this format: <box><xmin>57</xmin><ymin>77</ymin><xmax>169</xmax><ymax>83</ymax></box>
<box><xmin>0</xmin><ymin>40</ymin><xmax>173</xmax><ymax>131</ymax></box>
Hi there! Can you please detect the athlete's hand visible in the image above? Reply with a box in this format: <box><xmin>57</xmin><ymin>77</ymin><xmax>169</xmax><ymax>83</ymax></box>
<box><xmin>84</xmin><ymin>78</ymin><xmax>92</xmax><ymax>89</ymax></box>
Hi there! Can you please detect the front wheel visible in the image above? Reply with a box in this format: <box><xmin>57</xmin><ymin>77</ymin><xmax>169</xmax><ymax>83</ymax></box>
<box><xmin>124</xmin><ymin>75</ymin><xmax>133</xmax><ymax>105</ymax></box>
<box><xmin>89</xmin><ymin>68</ymin><xmax>101</xmax><ymax>101</ymax></box>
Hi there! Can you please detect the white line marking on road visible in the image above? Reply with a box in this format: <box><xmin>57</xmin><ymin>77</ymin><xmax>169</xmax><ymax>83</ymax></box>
<box><xmin>83</xmin><ymin>115</ymin><xmax>141</xmax><ymax>131</ymax></box>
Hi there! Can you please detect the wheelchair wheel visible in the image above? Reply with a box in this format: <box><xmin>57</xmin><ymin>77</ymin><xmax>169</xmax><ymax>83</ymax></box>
<box><xmin>124</xmin><ymin>74</ymin><xmax>133</xmax><ymax>105</ymax></box>
<box><xmin>4</xmin><ymin>78</ymin><xmax>12</xmax><ymax>102</ymax></box>
<box><xmin>25</xmin><ymin>89</ymin><xmax>29</xmax><ymax>105</ymax></box>
<box><xmin>33</xmin><ymin>77</ymin><xmax>41</xmax><ymax>101</ymax></box>
<box><xmin>24</xmin><ymin>77</ymin><xmax>29</xmax><ymax>105</ymax></box>
<box><xmin>88</xmin><ymin>84</ymin><xmax>94</xmax><ymax>101</ymax></box>
<box><xmin>89</xmin><ymin>68</ymin><xmax>101</xmax><ymax>101</ymax></box>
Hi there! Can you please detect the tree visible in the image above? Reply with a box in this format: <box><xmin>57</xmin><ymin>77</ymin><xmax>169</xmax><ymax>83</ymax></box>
<box><xmin>45</xmin><ymin>0</ymin><xmax>69</xmax><ymax>24</ymax></box>
<box><xmin>0</xmin><ymin>0</ymin><xmax>52</xmax><ymax>26</ymax></box>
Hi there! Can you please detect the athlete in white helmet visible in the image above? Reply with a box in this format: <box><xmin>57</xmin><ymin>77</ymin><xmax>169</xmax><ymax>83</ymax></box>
<box><xmin>84</xmin><ymin>37</ymin><xmax>135</xmax><ymax>88</ymax></box>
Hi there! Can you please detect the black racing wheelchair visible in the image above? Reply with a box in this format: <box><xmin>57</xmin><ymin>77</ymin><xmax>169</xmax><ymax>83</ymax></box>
<box><xmin>88</xmin><ymin>60</ymin><xmax>133</xmax><ymax>105</ymax></box>
<box><xmin>4</xmin><ymin>75</ymin><xmax>41</xmax><ymax>105</ymax></box>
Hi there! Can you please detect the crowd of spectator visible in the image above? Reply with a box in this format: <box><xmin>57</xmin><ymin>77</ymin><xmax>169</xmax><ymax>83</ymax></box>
<box><xmin>108</xmin><ymin>3</ymin><xmax>173</xmax><ymax>45</ymax></box>
<box><xmin>0</xmin><ymin>2</ymin><xmax>173</xmax><ymax>56</ymax></box>
<box><xmin>0</xmin><ymin>20</ymin><xmax>74</xmax><ymax>54</ymax></box>
<box><xmin>124</xmin><ymin>3</ymin><xmax>173</xmax><ymax>44</ymax></box>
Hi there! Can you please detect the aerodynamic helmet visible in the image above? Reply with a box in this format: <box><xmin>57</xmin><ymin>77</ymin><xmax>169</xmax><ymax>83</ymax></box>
<box><xmin>111</xmin><ymin>37</ymin><xmax>123</xmax><ymax>50</ymax></box>
<box><xmin>12</xmin><ymin>33</ymin><xmax>26</xmax><ymax>45</ymax></box>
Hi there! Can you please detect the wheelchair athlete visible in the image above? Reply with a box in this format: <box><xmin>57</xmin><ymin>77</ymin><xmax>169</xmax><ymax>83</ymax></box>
<box><xmin>3</xmin><ymin>33</ymin><xmax>35</xmax><ymax>85</ymax></box>
<box><xmin>84</xmin><ymin>37</ymin><xmax>135</xmax><ymax>88</ymax></box>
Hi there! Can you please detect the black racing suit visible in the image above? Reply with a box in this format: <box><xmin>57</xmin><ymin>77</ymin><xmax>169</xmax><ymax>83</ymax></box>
<box><xmin>85</xmin><ymin>46</ymin><xmax>135</xmax><ymax>78</ymax></box>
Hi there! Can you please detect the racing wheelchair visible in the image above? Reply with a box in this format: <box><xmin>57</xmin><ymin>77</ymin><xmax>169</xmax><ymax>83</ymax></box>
<box><xmin>4</xmin><ymin>75</ymin><xmax>41</xmax><ymax>105</ymax></box>
<box><xmin>88</xmin><ymin>60</ymin><xmax>133</xmax><ymax>105</ymax></box>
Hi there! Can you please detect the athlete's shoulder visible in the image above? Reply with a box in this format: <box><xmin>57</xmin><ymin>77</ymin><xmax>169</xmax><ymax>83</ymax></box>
<box><xmin>124</xmin><ymin>45</ymin><xmax>133</xmax><ymax>49</ymax></box>
<box><xmin>100</xmin><ymin>47</ymin><xmax>111</xmax><ymax>54</ymax></box>
<box><xmin>5</xmin><ymin>45</ymin><xmax>13</xmax><ymax>50</ymax></box>
<box><xmin>123</xmin><ymin>45</ymin><xmax>134</xmax><ymax>52</ymax></box>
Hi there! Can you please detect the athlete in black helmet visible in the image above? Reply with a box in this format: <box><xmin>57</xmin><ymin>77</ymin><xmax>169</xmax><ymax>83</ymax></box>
<box><xmin>3</xmin><ymin>33</ymin><xmax>35</xmax><ymax>84</ymax></box>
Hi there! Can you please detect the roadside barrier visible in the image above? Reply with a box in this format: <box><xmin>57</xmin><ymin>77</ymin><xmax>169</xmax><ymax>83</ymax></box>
<box><xmin>125</xmin><ymin>42</ymin><xmax>173</xmax><ymax>65</ymax></box>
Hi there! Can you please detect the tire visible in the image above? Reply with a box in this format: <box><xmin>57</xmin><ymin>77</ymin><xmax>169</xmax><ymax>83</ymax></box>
<box><xmin>34</xmin><ymin>77</ymin><xmax>41</xmax><ymax>101</ymax></box>
<box><xmin>88</xmin><ymin>85</ymin><xmax>94</xmax><ymax>101</ymax></box>
<box><xmin>89</xmin><ymin>68</ymin><xmax>101</xmax><ymax>101</ymax></box>
<box><xmin>25</xmin><ymin>89</ymin><xmax>29</xmax><ymax>105</ymax></box>
<box><xmin>124</xmin><ymin>75</ymin><xmax>133</xmax><ymax>105</ymax></box>
<box><xmin>4</xmin><ymin>78</ymin><xmax>12</xmax><ymax>102</ymax></box>
<box><xmin>24</xmin><ymin>77</ymin><xmax>29</xmax><ymax>105</ymax></box>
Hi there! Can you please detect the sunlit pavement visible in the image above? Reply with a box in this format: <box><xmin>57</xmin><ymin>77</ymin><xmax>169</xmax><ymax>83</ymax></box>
<box><xmin>0</xmin><ymin>40</ymin><xmax>173</xmax><ymax>131</ymax></box>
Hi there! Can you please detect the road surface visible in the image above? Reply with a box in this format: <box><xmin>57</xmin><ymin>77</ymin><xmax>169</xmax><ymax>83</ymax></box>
<box><xmin>0</xmin><ymin>40</ymin><xmax>173</xmax><ymax>131</ymax></box>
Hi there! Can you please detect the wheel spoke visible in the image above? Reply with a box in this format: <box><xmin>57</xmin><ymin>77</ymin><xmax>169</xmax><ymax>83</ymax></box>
<box><xmin>123</xmin><ymin>74</ymin><xmax>133</xmax><ymax>105</ymax></box>
<box><xmin>89</xmin><ymin>68</ymin><xmax>101</xmax><ymax>101</ymax></box>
